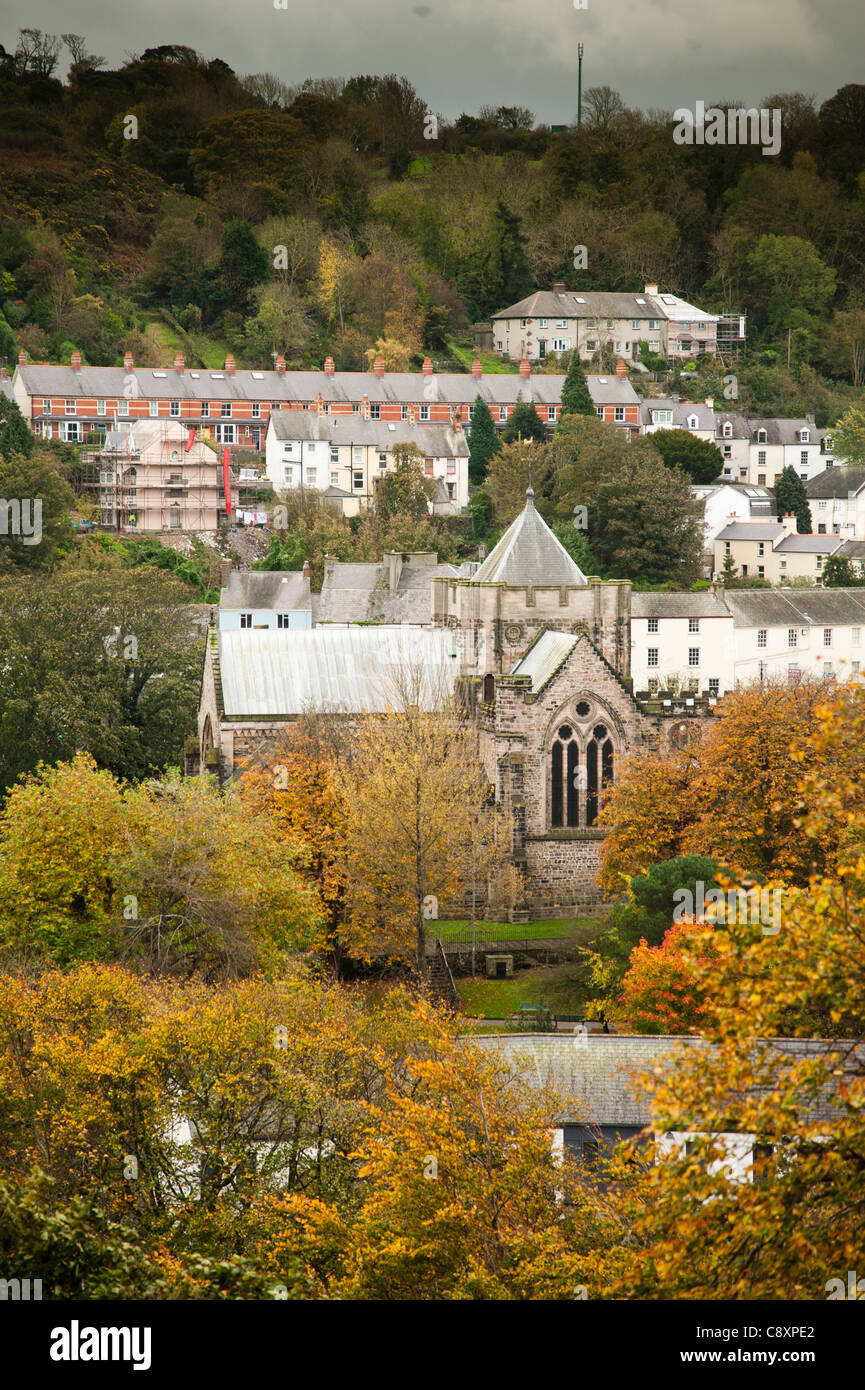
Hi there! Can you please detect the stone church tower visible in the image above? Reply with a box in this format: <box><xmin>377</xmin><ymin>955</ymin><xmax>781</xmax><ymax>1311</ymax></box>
<box><xmin>433</xmin><ymin>490</ymin><xmax>708</xmax><ymax>917</ymax></box>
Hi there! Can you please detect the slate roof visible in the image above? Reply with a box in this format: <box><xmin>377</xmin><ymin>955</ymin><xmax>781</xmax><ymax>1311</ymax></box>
<box><xmin>511</xmin><ymin>630</ymin><xmax>578</xmax><ymax>692</ymax></box>
<box><xmin>0</xmin><ymin>377</ymin><xmax>14</xmax><ymax>401</ymax></box>
<box><xmin>631</xmin><ymin>593</ymin><xmax>730</xmax><ymax>619</ymax></box>
<box><xmin>218</xmin><ymin>626</ymin><xmax>456</xmax><ymax>717</ymax></box>
<box><xmin>747</xmin><ymin>417</ymin><xmax>823</xmax><ymax>447</ymax></box>
<box><xmin>316</xmin><ymin>558</ymin><xmax>470</xmax><ymax>625</ymax></box>
<box><xmin>715</xmin><ymin>521</ymin><xmax>786</xmax><ymax>541</ymax></box>
<box><xmin>220</xmin><ymin>571</ymin><xmax>311</xmax><ymax>613</ymax></box>
<box><xmin>723</xmin><ymin>588</ymin><xmax>865</xmax><ymax>627</ymax></box>
<box><xmin>268</xmin><ymin>412</ymin><xmax>469</xmax><ymax>456</ymax></box>
<box><xmin>468</xmin><ymin>1034</ymin><xmax>865</xmax><ymax>1127</ymax></box>
<box><xmin>837</xmin><ymin>540</ymin><xmax>865</xmax><ymax>559</ymax></box>
<box><xmin>774</xmin><ymin>534</ymin><xmax>843</xmax><ymax>554</ymax></box>
<box><xmin>472</xmin><ymin>489</ymin><xmax>587</xmax><ymax>588</ymax></box>
<box><xmin>715</xmin><ymin>412</ymin><xmax>750</xmax><ymax>439</ymax></box>
<box><xmin>805</xmin><ymin>467</ymin><xmax>865</xmax><ymax>499</ymax></box>
<box><xmin>15</xmin><ymin>363</ymin><xmax>638</xmax><ymax>408</ymax></box>
<box><xmin>492</xmin><ymin>290</ymin><xmax>669</xmax><ymax>322</ymax></box>
<box><xmin>641</xmin><ymin>399</ymin><xmax>715</xmax><ymax>431</ymax></box>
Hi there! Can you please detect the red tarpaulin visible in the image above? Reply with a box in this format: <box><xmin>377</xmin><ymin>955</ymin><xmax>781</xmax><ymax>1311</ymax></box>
<box><xmin>222</xmin><ymin>447</ymin><xmax>232</xmax><ymax>517</ymax></box>
<box><xmin>185</xmin><ymin>428</ymin><xmax>196</xmax><ymax>453</ymax></box>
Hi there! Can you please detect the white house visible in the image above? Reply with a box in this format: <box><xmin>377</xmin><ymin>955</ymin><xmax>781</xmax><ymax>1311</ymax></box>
<box><xmin>631</xmin><ymin>592</ymin><xmax>734</xmax><ymax>696</ymax></box>
<box><xmin>218</xmin><ymin>569</ymin><xmax>313</xmax><ymax>631</ymax></box>
<box><xmin>265</xmin><ymin>411</ymin><xmax>469</xmax><ymax>517</ymax></box>
<box><xmin>805</xmin><ymin>467</ymin><xmax>865</xmax><ymax>541</ymax></box>
<box><xmin>640</xmin><ymin>397</ymin><xmax>717</xmax><ymax>439</ymax></box>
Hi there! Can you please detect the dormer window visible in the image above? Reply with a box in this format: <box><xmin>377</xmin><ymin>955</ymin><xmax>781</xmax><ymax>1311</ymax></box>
<box><xmin>799</xmin><ymin>428</ymin><xmax>810</xmax><ymax>443</ymax></box>
<box><xmin>722</xmin><ymin>422</ymin><xmax>732</xmax><ymax>438</ymax></box>
<box><xmin>756</xmin><ymin>428</ymin><xmax>767</xmax><ymax>443</ymax></box>
<box><xmin>687</xmin><ymin>414</ymin><xmax>698</xmax><ymax>429</ymax></box>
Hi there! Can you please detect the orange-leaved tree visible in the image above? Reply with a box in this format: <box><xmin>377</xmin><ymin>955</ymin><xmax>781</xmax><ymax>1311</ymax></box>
<box><xmin>618</xmin><ymin>918</ymin><xmax>722</xmax><ymax>1035</ymax></box>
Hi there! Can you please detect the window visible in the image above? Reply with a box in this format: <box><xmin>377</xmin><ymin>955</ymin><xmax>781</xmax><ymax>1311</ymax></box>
<box><xmin>757</xmin><ymin>449</ymin><xmax>767</xmax><ymax>465</ymax></box>
<box><xmin>632</xmin><ymin>319</ymin><xmax>641</xmax><ymax>329</ymax></box>
<box><xmin>724</xmin><ymin>541</ymin><xmax>731</xmax><ymax>555</ymax></box>
<box><xmin>466</xmin><ymin>405</ymin><xmax>474</xmax><ymax>421</ymax></box>
<box><xmin>758</xmin><ymin>541</ymin><xmax>765</xmax><ymax>556</ymax></box>
<box><xmin>64</xmin><ymin>421</ymin><xmax>80</xmax><ymax>442</ymax></box>
<box><xmin>647</xmin><ymin>678</ymin><xmax>659</xmax><ymax>693</ymax></box>
<box><xmin>647</xmin><ymin>648</ymin><xmax>659</xmax><ymax>667</ymax></box>
<box><xmin>539</xmin><ymin>318</ymin><xmax>547</xmax><ymax>329</ymax></box>
<box><xmin>709</xmin><ymin>679</ymin><xmax>720</xmax><ymax>696</ymax></box>
<box><xmin>353</xmin><ymin>471</ymin><xmax>363</xmax><ymax>490</ymax></box>
<box><xmin>647</xmin><ymin>618</ymin><xmax>659</xmax><ymax>633</ymax></box>
<box><xmin>596</xmin><ymin>407</ymin><xmax>605</xmax><ymax>419</ymax></box>
<box><xmin>688</xmin><ymin>618</ymin><xmax>699</xmax><ymax>633</ymax></box>
<box><xmin>306</xmin><ymin>467</ymin><xmax>317</xmax><ymax>486</ymax></box>
<box><xmin>722</xmin><ymin>422</ymin><xmax>733</xmax><ymax>438</ymax></box>
<box><xmin>370</xmin><ymin>403</ymin><xmax>381</xmax><ymax>419</ymax></box>
<box><xmin>330</xmin><ymin>471</ymin><xmax>339</xmax><ymax>486</ymax></box>
<box><xmin>758</xmin><ymin>629</ymin><xmax>767</xmax><ymax>647</ymax></box>
<box><xmin>614</xmin><ymin>406</ymin><xmax>624</xmax><ymax>422</ymax></box>
<box><xmin>548</xmin><ymin>406</ymin><xmax>556</xmax><ymax>421</ymax></box>
<box><xmin>853</xmin><ymin>628</ymin><xmax>861</xmax><ymax>646</ymax></box>
<box><xmin>330</xmin><ymin>447</ymin><xmax>339</xmax><ymax>464</ymax></box>
<box><xmin>42</xmin><ymin>398</ymin><xmax>51</xmax><ymax>414</ymax></box>
<box><xmin>446</xmin><ymin>458</ymin><xmax>456</xmax><ymax>474</ymax></box>
<box><xmin>648</xmin><ymin>318</ymin><xmax>659</xmax><ymax>330</ymax></box>
<box><xmin>352</xmin><ymin>403</ymin><xmax>360</xmax><ymax>414</ymax></box>
<box><xmin>800</xmin><ymin>428</ymin><xmax>810</xmax><ymax>443</ymax></box>
<box><xmin>97</xmin><ymin>399</ymin><xmax>106</xmax><ymax>416</ymax></box>
<box><xmin>585</xmin><ymin>339</ymin><xmax>596</xmax><ymax>351</ymax></box>
<box><xmin>240</xmin><ymin>613</ymin><xmax>253</xmax><ymax>629</ymax></box>
<box><xmin>378</xmin><ymin>452</ymin><xmax>388</xmax><ymax>470</ymax></box>
<box><xmin>148</xmin><ymin>401</ymin><xmax>158</xmax><ymax>417</ymax></box>
<box><xmin>401</xmin><ymin>405</ymin><xmax>409</xmax><ymax>420</ymax></box>
<box><xmin>554</xmin><ymin>338</ymin><xmax>570</xmax><ymax>351</ymax></box>
<box><xmin>322</xmin><ymin>403</ymin><xmax>330</xmax><ymax>414</ymax></box>
<box><xmin>201</xmin><ymin>402</ymin><xmax>210</xmax><ymax>418</ymax></box>
<box><xmin>499</xmin><ymin>406</ymin><xmax>508</xmax><ymax>422</ymax></box>
<box><xmin>170</xmin><ymin>400</ymin><xmax>180</xmax><ymax>417</ymax></box>
<box><xmin>557</xmin><ymin>318</ymin><xmax>569</xmax><ymax>329</ymax></box>
<box><xmin>520</xmin><ymin>318</ymin><xmax>528</xmax><ymax>328</ymax></box>
<box><xmin>215</xmin><ymin>423</ymin><xmax>235</xmax><ymax>443</ymax></box>
<box><xmin>758</xmin><ymin>474</ymin><xmax>766</xmax><ymax>485</ymax></box>
<box><xmin>824</xmin><ymin>628</ymin><xmax>832</xmax><ymax>646</ymax></box>
<box><xmin>788</xmin><ymin>629</ymin><xmax>798</xmax><ymax>648</ymax></box>
<box><xmin>550</xmin><ymin>721</ymin><xmax>613</xmax><ymax>829</ymax></box>
<box><xmin>496</xmin><ymin>341</ymin><xmax>503</xmax><ymax>352</ymax></box>
<box><xmin>65</xmin><ymin>399</ymin><xmax>76</xmax><ymax>415</ymax></box>
<box><xmin>352</xmin><ymin>447</ymin><xmax>363</xmax><ymax>463</ymax></box>
<box><xmin>221</xmin><ymin>403</ymin><xmax>232</xmax><ymax>418</ymax></box>
<box><xmin>823</xmin><ymin>662</ymin><xmax>834</xmax><ymax>677</ymax></box>
<box><xmin>252</xmin><ymin>402</ymin><xmax>261</xmax><ymax>418</ymax></box>
<box><xmin>800</xmin><ymin>450</ymin><xmax>808</xmax><ymax>467</ymax></box>
<box><xmin>756</xmin><ymin>429</ymin><xmax>767</xmax><ymax>443</ymax></box>
<box><xmin>853</xmin><ymin>662</ymin><xmax>861</xmax><ymax>675</ymax></box>
<box><xmin>283</xmin><ymin>466</ymin><xmax>294</xmax><ymax>484</ymax></box>
<box><xmin>758</xmin><ymin>565</ymin><xmax>765</xmax><ymax>578</ymax></box>
<box><xmin>277</xmin><ymin>613</ymin><xmax>291</xmax><ymax>629</ymax></box>
<box><xmin>688</xmin><ymin>648</ymin><xmax>699</xmax><ymax>666</ymax></box>
<box><xmin>420</xmin><ymin>404</ymin><xmax>430</xmax><ymax>421</ymax></box>
<box><xmin>687</xmin><ymin>415</ymin><xmax>698</xmax><ymax>430</ymax></box>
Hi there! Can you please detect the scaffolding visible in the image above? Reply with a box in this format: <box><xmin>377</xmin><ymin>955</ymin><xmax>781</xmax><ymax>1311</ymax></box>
<box><xmin>78</xmin><ymin>421</ymin><xmax>218</xmax><ymax>534</ymax></box>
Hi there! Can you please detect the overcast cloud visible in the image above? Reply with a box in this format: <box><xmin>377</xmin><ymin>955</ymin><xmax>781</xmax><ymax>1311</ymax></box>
<box><xmin>1</xmin><ymin>0</ymin><xmax>861</xmax><ymax>123</ymax></box>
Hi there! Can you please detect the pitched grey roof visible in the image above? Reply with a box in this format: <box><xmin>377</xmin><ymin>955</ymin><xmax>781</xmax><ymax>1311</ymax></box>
<box><xmin>492</xmin><ymin>289</ymin><xmax>670</xmax><ymax>322</ymax></box>
<box><xmin>715</xmin><ymin>521</ymin><xmax>786</xmax><ymax>541</ymax></box>
<box><xmin>218</xmin><ymin>626</ymin><xmax>455</xmax><ymax>717</ymax></box>
<box><xmin>805</xmin><ymin>467</ymin><xmax>865</xmax><ymax>499</ymax></box>
<box><xmin>472</xmin><ymin>490</ymin><xmax>587</xmax><ymax>588</ymax></box>
<box><xmin>316</xmin><ymin>557</ymin><xmax>468</xmax><ymax>625</ymax></box>
<box><xmin>641</xmin><ymin>399</ymin><xmax>715</xmax><ymax>430</ymax></box>
<box><xmin>774</xmin><ymin>534</ymin><xmax>843</xmax><ymax>554</ymax></box>
<box><xmin>468</xmin><ymin>1035</ymin><xmax>864</xmax><ymax>1126</ymax></box>
<box><xmin>511</xmin><ymin>631</ymin><xmax>578</xmax><ymax>692</ymax></box>
<box><xmin>715</xmin><ymin>412</ymin><xmax>750</xmax><ymax>439</ymax></box>
<box><xmin>0</xmin><ymin>378</ymin><xmax>14</xmax><ymax>401</ymax></box>
<box><xmin>631</xmin><ymin>593</ymin><xmax>730</xmax><ymax>619</ymax></box>
<box><xmin>747</xmin><ymin>417</ymin><xmax>823</xmax><ymax>447</ymax></box>
<box><xmin>723</xmin><ymin>588</ymin><xmax>865</xmax><ymax>627</ymax></box>
<box><xmin>268</xmin><ymin>412</ymin><xmax>469</xmax><ymax>456</ymax></box>
<box><xmin>837</xmin><ymin>540</ymin><xmax>865</xmax><ymax>559</ymax></box>
<box><xmin>15</xmin><ymin>363</ymin><xmax>638</xmax><ymax>408</ymax></box>
<box><xmin>220</xmin><ymin>571</ymin><xmax>311</xmax><ymax>613</ymax></box>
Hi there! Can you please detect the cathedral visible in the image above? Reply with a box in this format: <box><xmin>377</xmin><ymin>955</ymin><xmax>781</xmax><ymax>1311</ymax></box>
<box><xmin>197</xmin><ymin>491</ymin><xmax>712</xmax><ymax>914</ymax></box>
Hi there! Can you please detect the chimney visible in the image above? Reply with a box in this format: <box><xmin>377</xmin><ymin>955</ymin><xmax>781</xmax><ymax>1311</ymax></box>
<box><xmin>453</xmin><ymin>416</ymin><xmax>463</xmax><ymax>434</ymax></box>
<box><xmin>422</xmin><ymin>357</ymin><xmax>433</xmax><ymax>376</ymax></box>
<box><xmin>373</xmin><ymin>355</ymin><xmax>385</xmax><ymax>378</ymax></box>
<box><xmin>385</xmin><ymin>551</ymin><xmax>402</xmax><ymax>594</ymax></box>
<box><xmin>324</xmin><ymin>355</ymin><xmax>335</xmax><ymax>376</ymax></box>
<box><xmin>553</xmin><ymin>282</ymin><xmax>566</xmax><ymax>293</ymax></box>
<box><xmin>174</xmin><ymin>352</ymin><xmax>184</xmax><ymax>374</ymax></box>
<box><xmin>644</xmin><ymin>282</ymin><xmax>659</xmax><ymax>296</ymax></box>
<box><xmin>315</xmin><ymin>392</ymin><xmax>325</xmax><ymax>416</ymax></box>
<box><xmin>0</xmin><ymin>365</ymin><xmax>7</xmax><ymax>379</ymax></box>
<box><xmin>616</xmin><ymin>358</ymin><xmax>627</xmax><ymax>378</ymax></box>
<box><xmin>302</xmin><ymin>559</ymin><xmax>311</xmax><ymax>580</ymax></box>
<box><xmin>18</xmin><ymin>349</ymin><xmax>26</xmax><ymax>365</ymax></box>
<box><xmin>361</xmin><ymin>394</ymin><xmax>371</xmax><ymax>421</ymax></box>
<box><xmin>71</xmin><ymin>350</ymin><xmax>82</xmax><ymax>372</ymax></box>
<box><xmin>224</xmin><ymin>354</ymin><xmax>236</xmax><ymax>375</ymax></box>
<box><xmin>123</xmin><ymin>351</ymin><xmax>134</xmax><ymax>371</ymax></box>
<box><xmin>471</xmin><ymin>358</ymin><xmax>482</xmax><ymax>379</ymax></box>
<box><xmin>219</xmin><ymin>559</ymin><xmax>232</xmax><ymax>588</ymax></box>
<box><xmin>519</xmin><ymin>358</ymin><xmax>531</xmax><ymax>379</ymax></box>
<box><xmin>407</xmin><ymin>404</ymin><xmax>417</xmax><ymax>425</ymax></box>
<box><xmin>704</xmin><ymin>395</ymin><xmax>714</xmax><ymax>409</ymax></box>
<box><xmin>275</xmin><ymin>354</ymin><xmax>286</xmax><ymax>376</ymax></box>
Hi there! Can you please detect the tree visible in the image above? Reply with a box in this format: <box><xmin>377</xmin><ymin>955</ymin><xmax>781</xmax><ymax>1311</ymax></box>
<box><xmin>746</xmin><ymin>234</ymin><xmax>836</xmax><ymax>338</ymax></box>
<box><xmin>589</xmin><ymin>454</ymin><xmax>704</xmax><ymax>585</ymax></box>
<box><xmin>773</xmin><ymin>464</ymin><xmax>812</xmax><ymax>532</ymax></box>
<box><xmin>0</xmin><ymin>398</ymin><xmax>33</xmax><ymax>461</ymax></box>
<box><xmin>501</xmin><ymin>397</ymin><xmax>547</xmax><ymax>445</ymax></box>
<box><xmin>217</xmin><ymin>219</ymin><xmax>269</xmax><ymax>314</ymax></box>
<box><xmin>559</xmin><ymin>353</ymin><xmax>596</xmax><ymax>419</ymax></box>
<box><xmin>467</xmin><ymin>395</ymin><xmax>501</xmax><ymax>485</ymax></box>
<box><xmin>825</xmin><ymin>307</ymin><xmax>865</xmax><ymax>387</ymax></box>
<box><xmin>581</xmin><ymin>86</ymin><xmax>626</xmax><ymax>133</ymax></box>
<box><xmin>822</xmin><ymin>553</ymin><xmax>865</xmax><ymax>587</ymax></box>
<box><xmin>0</xmin><ymin>570</ymin><xmax>205</xmax><ymax>793</ymax></box>
<box><xmin>598</xmin><ymin>751</ymin><xmax>695</xmax><ymax>897</ymax></box>
<box><xmin>0</xmin><ymin>448</ymin><xmax>74</xmax><ymax>574</ymax></box>
<box><xmin>618</xmin><ymin>918</ymin><xmax>722</xmax><ymax>1035</ymax></box>
<box><xmin>342</xmin><ymin>672</ymin><xmax>507</xmax><ymax>977</ymax></box>
<box><xmin>649</xmin><ymin>429</ymin><xmax>724</xmax><ymax>485</ymax></box>
<box><xmin>831</xmin><ymin>405</ymin><xmax>865</xmax><ymax>468</ymax></box>
<box><xmin>375</xmin><ymin>444</ymin><xmax>436</xmax><ymax>521</ymax></box>
<box><xmin>485</xmin><ymin>439</ymin><xmax>552</xmax><ymax>524</ymax></box>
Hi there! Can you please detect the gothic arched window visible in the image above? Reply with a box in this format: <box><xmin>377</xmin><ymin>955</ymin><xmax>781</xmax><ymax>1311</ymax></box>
<box><xmin>586</xmin><ymin>723</ymin><xmax>614</xmax><ymax>827</ymax></box>
<box><xmin>551</xmin><ymin>724</ymin><xmax>579</xmax><ymax>828</ymax></box>
<box><xmin>550</xmin><ymin>708</ymin><xmax>615</xmax><ymax>829</ymax></box>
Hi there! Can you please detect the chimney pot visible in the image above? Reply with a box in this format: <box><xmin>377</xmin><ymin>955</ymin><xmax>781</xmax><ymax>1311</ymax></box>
<box><xmin>422</xmin><ymin>357</ymin><xmax>433</xmax><ymax>376</ymax></box>
<box><xmin>275</xmin><ymin>354</ymin><xmax>286</xmax><ymax>376</ymax></box>
<box><xmin>519</xmin><ymin>358</ymin><xmax>531</xmax><ymax>379</ymax></box>
<box><xmin>123</xmin><ymin>351</ymin><xmax>134</xmax><ymax>371</ymax></box>
<box><xmin>71</xmin><ymin>350</ymin><xmax>82</xmax><ymax>371</ymax></box>
<box><xmin>18</xmin><ymin>349</ymin><xmax>26</xmax><ymax>366</ymax></box>
<box><xmin>645</xmin><ymin>282</ymin><xmax>658</xmax><ymax>296</ymax></box>
<box><xmin>471</xmin><ymin>358</ymin><xmax>482</xmax><ymax>379</ymax></box>
<box><xmin>705</xmin><ymin>395</ymin><xmax>714</xmax><ymax>409</ymax></box>
<box><xmin>553</xmin><ymin>282</ymin><xmax>566</xmax><ymax>293</ymax></box>
<box><xmin>302</xmin><ymin>559</ymin><xmax>311</xmax><ymax>579</ymax></box>
<box><xmin>174</xmin><ymin>352</ymin><xmax>184</xmax><ymax>374</ymax></box>
<box><xmin>225</xmin><ymin>354</ymin><xmax>236</xmax><ymax>375</ymax></box>
<box><xmin>324</xmin><ymin>356</ymin><xmax>335</xmax><ymax>376</ymax></box>
<box><xmin>373</xmin><ymin>355</ymin><xmax>385</xmax><ymax>378</ymax></box>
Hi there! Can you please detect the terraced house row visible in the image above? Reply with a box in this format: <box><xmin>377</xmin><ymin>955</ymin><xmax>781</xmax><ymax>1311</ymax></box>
<box><xmin>5</xmin><ymin>350</ymin><xmax>641</xmax><ymax>447</ymax></box>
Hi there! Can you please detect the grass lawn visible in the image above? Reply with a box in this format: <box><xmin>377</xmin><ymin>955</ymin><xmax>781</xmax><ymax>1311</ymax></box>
<box><xmin>447</xmin><ymin>341</ymin><xmax>517</xmax><ymax>375</ymax></box>
<box><xmin>429</xmin><ymin>917</ymin><xmax>600</xmax><ymax>944</ymax></box>
<box><xmin>457</xmin><ymin>960</ymin><xmax>593</xmax><ymax>1021</ymax></box>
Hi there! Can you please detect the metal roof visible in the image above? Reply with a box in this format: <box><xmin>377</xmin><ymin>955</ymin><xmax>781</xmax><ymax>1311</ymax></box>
<box><xmin>473</xmin><ymin>490</ymin><xmax>587</xmax><ymax>588</ymax></box>
<box><xmin>511</xmin><ymin>630</ymin><xmax>578</xmax><ymax>692</ymax></box>
<box><xmin>218</xmin><ymin>626</ymin><xmax>455</xmax><ymax>717</ymax></box>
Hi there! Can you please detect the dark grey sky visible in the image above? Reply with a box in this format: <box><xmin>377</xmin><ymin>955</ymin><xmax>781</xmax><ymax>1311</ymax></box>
<box><xmin>3</xmin><ymin>0</ymin><xmax>861</xmax><ymax>123</ymax></box>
